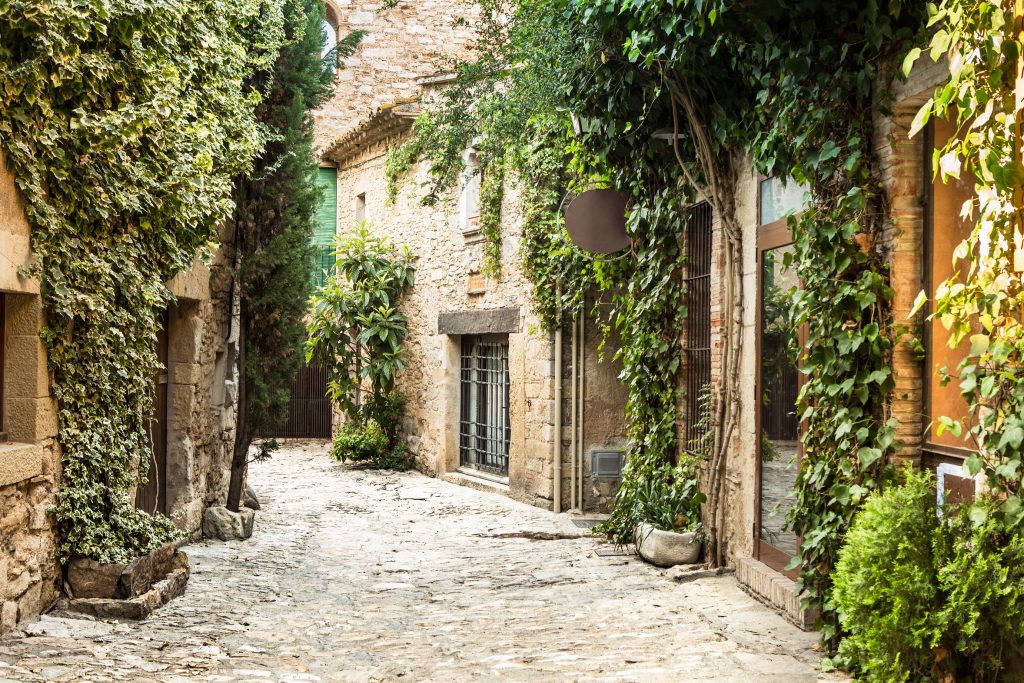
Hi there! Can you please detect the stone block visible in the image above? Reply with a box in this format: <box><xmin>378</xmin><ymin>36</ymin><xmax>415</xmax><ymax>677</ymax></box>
<box><xmin>67</xmin><ymin>558</ymin><xmax>127</xmax><ymax>600</ymax></box>
<box><xmin>68</xmin><ymin>552</ymin><xmax>189</xmax><ymax>621</ymax></box>
<box><xmin>5</xmin><ymin>293</ymin><xmax>43</xmax><ymax>336</ymax></box>
<box><xmin>0</xmin><ymin>601</ymin><xmax>16</xmax><ymax>633</ymax></box>
<box><xmin>16</xmin><ymin>581</ymin><xmax>42</xmax><ymax>621</ymax></box>
<box><xmin>0</xmin><ymin>443</ymin><xmax>43</xmax><ymax>487</ymax></box>
<box><xmin>636</xmin><ymin>523</ymin><xmax>702</xmax><ymax>567</ymax></box>
<box><xmin>4</xmin><ymin>396</ymin><xmax>58</xmax><ymax>443</ymax></box>
<box><xmin>202</xmin><ymin>506</ymin><xmax>255</xmax><ymax>541</ymax></box>
<box><xmin>437</xmin><ymin>308</ymin><xmax>520</xmax><ymax>335</ymax></box>
<box><xmin>4</xmin><ymin>334</ymin><xmax>48</xmax><ymax>398</ymax></box>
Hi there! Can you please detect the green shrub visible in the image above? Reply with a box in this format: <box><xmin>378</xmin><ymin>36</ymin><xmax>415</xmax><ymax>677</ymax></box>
<box><xmin>635</xmin><ymin>462</ymin><xmax>706</xmax><ymax>534</ymax></box>
<box><xmin>329</xmin><ymin>392</ymin><xmax>412</xmax><ymax>471</ymax></box>
<box><xmin>832</xmin><ymin>469</ymin><xmax>942</xmax><ymax>682</ymax></box>
<box><xmin>331</xmin><ymin>419</ymin><xmax>388</xmax><ymax>463</ymax></box>
<box><xmin>934</xmin><ymin>514</ymin><xmax>1024</xmax><ymax>680</ymax></box>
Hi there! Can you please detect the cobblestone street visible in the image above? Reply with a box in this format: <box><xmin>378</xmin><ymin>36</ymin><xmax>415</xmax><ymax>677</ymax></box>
<box><xmin>0</xmin><ymin>442</ymin><xmax>841</xmax><ymax>682</ymax></box>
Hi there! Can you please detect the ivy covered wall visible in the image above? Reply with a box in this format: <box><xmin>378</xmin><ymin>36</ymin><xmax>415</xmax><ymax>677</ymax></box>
<box><xmin>0</xmin><ymin>0</ymin><xmax>283</xmax><ymax>565</ymax></box>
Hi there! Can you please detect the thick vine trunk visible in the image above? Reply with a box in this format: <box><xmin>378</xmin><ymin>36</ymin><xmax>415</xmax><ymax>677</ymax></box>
<box><xmin>670</xmin><ymin>84</ymin><xmax>745</xmax><ymax>567</ymax></box>
<box><xmin>226</xmin><ymin>307</ymin><xmax>249</xmax><ymax>513</ymax></box>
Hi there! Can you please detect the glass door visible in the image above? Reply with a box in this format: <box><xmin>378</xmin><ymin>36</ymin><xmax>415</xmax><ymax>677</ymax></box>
<box><xmin>756</xmin><ymin>240</ymin><xmax>802</xmax><ymax>575</ymax></box>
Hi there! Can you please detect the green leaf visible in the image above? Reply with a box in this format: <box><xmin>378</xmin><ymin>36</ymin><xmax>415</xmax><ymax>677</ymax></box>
<box><xmin>902</xmin><ymin>47</ymin><xmax>922</xmax><ymax>77</ymax></box>
<box><xmin>909</xmin><ymin>98</ymin><xmax>933</xmax><ymax>138</ymax></box>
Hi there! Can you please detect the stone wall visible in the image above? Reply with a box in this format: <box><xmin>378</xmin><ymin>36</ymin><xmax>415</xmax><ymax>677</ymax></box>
<box><xmin>331</xmin><ymin>131</ymin><xmax>626</xmax><ymax>511</ymax></box>
<box><xmin>0</xmin><ymin>154</ymin><xmax>239</xmax><ymax>634</ymax></box>
<box><xmin>315</xmin><ymin>0</ymin><xmax>479</xmax><ymax>150</ymax></box>
<box><xmin>0</xmin><ymin>157</ymin><xmax>61</xmax><ymax>633</ymax></box>
<box><xmin>165</xmin><ymin>230</ymin><xmax>240</xmax><ymax>536</ymax></box>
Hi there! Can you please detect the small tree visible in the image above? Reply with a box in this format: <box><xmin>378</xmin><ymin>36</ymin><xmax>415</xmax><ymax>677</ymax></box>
<box><xmin>226</xmin><ymin>0</ymin><xmax>364</xmax><ymax>512</ymax></box>
<box><xmin>306</xmin><ymin>224</ymin><xmax>416</xmax><ymax>469</ymax></box>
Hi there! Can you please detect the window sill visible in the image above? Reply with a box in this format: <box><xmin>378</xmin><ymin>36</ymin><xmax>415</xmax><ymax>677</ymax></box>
<box><xmin>0</xmin><ymin>441</ymin><xmax>44</xmax><ymax>487</ymax></box>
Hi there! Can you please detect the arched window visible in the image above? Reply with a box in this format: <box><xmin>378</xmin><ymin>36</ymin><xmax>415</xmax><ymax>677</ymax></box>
<box><xmin>321</xmin><ymin>7</ymin><xmax>338</xmax><ymax>58</ymax></box>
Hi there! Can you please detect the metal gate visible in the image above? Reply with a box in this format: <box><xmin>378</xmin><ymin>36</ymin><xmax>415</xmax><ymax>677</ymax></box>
<box><xmin>459</xmin><ymin>336</ymin><xmax>510</xmax><ymax>476</ymax></box>
<box><xmin>271</xmin><ymin>364</ymin><xmax>331</xmax><ymax>438</ymax></box>
<box><xmin>682</xmin><ymin>201</ymin><xmax>713</xmax><ymax>457</ymax></box>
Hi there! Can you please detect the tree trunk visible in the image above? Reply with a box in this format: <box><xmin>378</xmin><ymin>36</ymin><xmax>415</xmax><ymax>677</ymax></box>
<box><xmin>227</xmin><ymin>307</ymin><xmax>249</xmax><ymax>512</ymax></box>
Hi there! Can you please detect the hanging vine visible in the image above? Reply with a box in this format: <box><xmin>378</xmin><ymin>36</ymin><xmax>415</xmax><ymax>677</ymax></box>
<box><xmin>0</xmin><ymin>0</ymin><xmax>281</xmax><ymax>563</ymax></box>
<box><xmin>381</xmin><ymin>0</ymin><xmax>927</xmax><ymax>646</ymax></box>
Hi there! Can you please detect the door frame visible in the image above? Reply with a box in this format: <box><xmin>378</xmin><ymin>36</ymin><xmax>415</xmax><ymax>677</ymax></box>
<box><xmin>754</xmin><ymin>204</ymin><xmax>804</xmax><ymax>578</ymax></box>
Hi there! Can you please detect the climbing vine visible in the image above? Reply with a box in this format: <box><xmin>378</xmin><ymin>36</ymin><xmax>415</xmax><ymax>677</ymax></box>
<box><xmin>825</xmin><ymin>1</ymin><xmax>1024</xmax><ymax>676</ymax></box>
<box><xmin>385</xmin><ymin>0</ymin><xmax>926</xmax><ymax>646</ymax></box>
<box><xmin>0</xmin><ymin>1</ymin><xmax>281</xmax><ymax>562</ymax></box>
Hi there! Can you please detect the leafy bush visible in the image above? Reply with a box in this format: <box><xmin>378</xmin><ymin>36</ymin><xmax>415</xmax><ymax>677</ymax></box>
<box><xmin>933</xmin><ymin>515</ymin><xmax>1024</xmax><ymax>680</ymax></box>
<box><xmin>329</xmin><ymin>392</ymin><xmax>412</xmax><ymax>471</ymax></box>
<box><xmin>634</xmin><ymin>462</ymin><xmax>706</xmax><ymax>534</ymax></box>
<box><xmin>834</xmin><ymin>469</ymin><xmax>1024</xmax><ymax>680</ymax></box>
<box><xmin>832</xmin><ymin>469</ymin><xmax>941</xmax><ymax>682</ymax></box>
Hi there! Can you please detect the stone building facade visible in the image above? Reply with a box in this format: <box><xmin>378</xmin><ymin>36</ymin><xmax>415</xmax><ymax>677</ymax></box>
<box><xmin>0</xmin><ymin>155</ymin><xmax>241</xmax><ymax>634</ymax></box>
<box><xmin>321</xmin><ymin>99</ymin><xmax>628</xmax><ymax>512</ymax></box>
<box><xmin>314</xmin><ymin>0</ymin><xmax>479</xmax><ymax>149</ymax></box>
<box><xmin>313</xmin><ymin>1</ymin><xmax>628</xmax><ymax>512</ymax></box>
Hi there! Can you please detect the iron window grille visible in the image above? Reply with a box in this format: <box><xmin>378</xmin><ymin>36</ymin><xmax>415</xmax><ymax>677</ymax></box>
<box><xmin>682</xmin><ymin>202</ymin><xmax>713</xmax><ymax>457</ymax></box>
<box><xmin>459</xmin><ymin>336</ymin><xmax>511</xmax><ymax>476</ymax></box>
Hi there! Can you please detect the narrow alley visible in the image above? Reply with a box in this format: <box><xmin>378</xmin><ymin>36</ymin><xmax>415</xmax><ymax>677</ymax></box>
<box><xmin>0</xmin><ymin>443</ymin><xmax>839</xmax><ymax>682</ymax></box>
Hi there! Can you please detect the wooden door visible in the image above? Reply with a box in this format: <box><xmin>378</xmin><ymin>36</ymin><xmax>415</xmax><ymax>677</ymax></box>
<box><xmin>271</xmin><ymin>364</ymin><xmax>331</xmax><ymax>438</ymax></box>
<box><xmin>136</xmin><ymin>311</ymin><xmax>169</xmax><ymax>515</ymax></box>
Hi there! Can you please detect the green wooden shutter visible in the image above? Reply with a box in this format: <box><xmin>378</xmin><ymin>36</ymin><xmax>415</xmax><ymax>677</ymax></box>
<box><xmin>314</xmin><ymin>167</ymin><xmax>337</xmax><ymax>246</ymax></box>
<box><xmin>312</xmin><ymin>168</ymin><xmax>338</xmax><ymax>288</ymax></box>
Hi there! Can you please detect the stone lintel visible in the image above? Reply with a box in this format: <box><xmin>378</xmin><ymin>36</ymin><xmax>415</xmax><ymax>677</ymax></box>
<box><xmin>438</xmin><ymin>308</ymin><xmax>520</xmax><ymax>336</ymax></box>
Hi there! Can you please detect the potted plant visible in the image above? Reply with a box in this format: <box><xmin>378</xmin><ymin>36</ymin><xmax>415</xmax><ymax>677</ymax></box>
<box><xmin>634</xmin><ymin>462</ymin><xmax>706</xmax><ymax>567</ymax></box>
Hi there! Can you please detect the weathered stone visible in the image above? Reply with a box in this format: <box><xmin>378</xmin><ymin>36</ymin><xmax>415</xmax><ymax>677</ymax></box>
<box><xmin>202</xmin><ymin>506</ymin><xmax>255</xmax><ymax>541</ymax></box>
<box><xmin>244</xmin><ymin>483</ymin><xmax>261</xmax><ymax>511</ymax></box>
<box><xmin>66</xmin><ymin>558</ymin><xmax>127</xmax><ymax>600</ymax></box>
<box><xmin>0</xmin><ymin>601</ymin><xmax>17</xmax><ymax>633</ymax></box>
<box><xmin>119</xmin><ymin>542</ymin><xmax>177</xmax><ymax>599</ymax></box>
<box><xmin>66</xmin><ymin>552</ymin><xmax>189</xmax><ymax>621</ymax></box>
<box><xmin>635</xmin><ymin>523</ymin><xmax>702</xmax><ymax>567</ymax></box>
<box><xmin>436</xmin><ymin>308</ymin><xmax>520</xmax><ymax>335</ymax></box>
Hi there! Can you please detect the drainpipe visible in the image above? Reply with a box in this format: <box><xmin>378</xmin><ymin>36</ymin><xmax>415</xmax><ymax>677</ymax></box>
<box><xmin>578</xmin><ymin>303</ymin><xmax>586</xmax><ymax>511</ymax></box>
<box><xmin>554</xmin><ymin>297</ymin><xmax>563</xmax><ymax>514</ymax></box>
<box><xmin>570</xmin><ymin>315</ymin><xmax>578</xmax><ymax>511</ymax></box>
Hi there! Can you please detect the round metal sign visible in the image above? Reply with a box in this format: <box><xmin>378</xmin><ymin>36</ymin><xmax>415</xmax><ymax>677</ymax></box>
<box><xmin>563</xmin><ymin>188</ymin><xmax>631</xmax><ymax>255</ymax></box>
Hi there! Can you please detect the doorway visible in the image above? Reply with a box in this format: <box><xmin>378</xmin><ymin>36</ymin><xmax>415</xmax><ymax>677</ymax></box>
<box><xmin>754</xmin><ymin>176</ymin><xmax>806</xmax><ymax>577</ymax></box>
<box><xmin>136</xmin><ymin>310</ymin><xmax>169</xmax><ymax>515</ymax></box>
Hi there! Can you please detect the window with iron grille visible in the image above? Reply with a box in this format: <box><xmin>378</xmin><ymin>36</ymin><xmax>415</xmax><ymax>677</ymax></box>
<box><xmin>459</xmin><ymin>335</ymin><xmax>510</xmax><ymax>476</ymax></box>
<box><xmin>682</xmin><ymin>202</ymin><xmax>712</xmax><ymax>457</ymax></box>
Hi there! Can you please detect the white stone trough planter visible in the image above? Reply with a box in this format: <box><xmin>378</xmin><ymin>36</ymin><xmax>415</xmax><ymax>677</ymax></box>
<box><xmin>636</xmin><ymin>522</ymin><xmax>702</xmax><ymax>567</ymax></box>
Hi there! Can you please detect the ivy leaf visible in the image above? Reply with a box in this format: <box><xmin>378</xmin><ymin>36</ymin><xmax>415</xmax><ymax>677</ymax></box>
<box><xmin>909</xmin><ymin>98</ymin><xmax>933</xmax><ymax>138</ymax></box>
<box><xmin>902</xmin><ymin>47</ymin><xmax>921</xmax><ymax>77</ymax></box>
<box><xmin>857</xmin><ymin>447</ymin><xmax>883</xmax><ymax>470</ymax></box>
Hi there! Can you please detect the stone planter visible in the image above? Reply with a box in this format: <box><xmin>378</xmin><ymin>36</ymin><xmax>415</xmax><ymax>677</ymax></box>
<box><xmin>65</xmin><ymin>543</ymin><xmax>189</xmax><ymax>620</ymax></box>
<box><xmin>635</xmin><ymin>522</ymin><xmax>702</xmax><ymax>567</ymax></box>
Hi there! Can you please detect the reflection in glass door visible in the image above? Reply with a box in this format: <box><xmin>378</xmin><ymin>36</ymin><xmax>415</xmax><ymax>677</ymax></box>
<box><xmin>758</xmin><ymin>243</ymin><xmax>801</xmax><ymax>569</ymax></box>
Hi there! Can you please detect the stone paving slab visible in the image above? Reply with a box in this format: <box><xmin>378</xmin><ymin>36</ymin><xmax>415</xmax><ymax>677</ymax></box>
<box><xmin>0</xmin><ymin>441</ymin><xmax>845</xmax><ymax>681</ymax></box>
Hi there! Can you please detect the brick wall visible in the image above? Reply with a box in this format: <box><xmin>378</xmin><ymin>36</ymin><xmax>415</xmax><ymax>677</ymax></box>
<box><xmin>874</xmin><ymin>57</ymin><xmax>950</xmax><ymax>464</ymax></box>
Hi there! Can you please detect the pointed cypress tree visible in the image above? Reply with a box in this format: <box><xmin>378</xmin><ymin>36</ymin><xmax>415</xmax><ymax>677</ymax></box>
<box><xmin>227</xmin><ymin>0</ymin><xmax>363</xmax><ymax>511</ymax></box>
